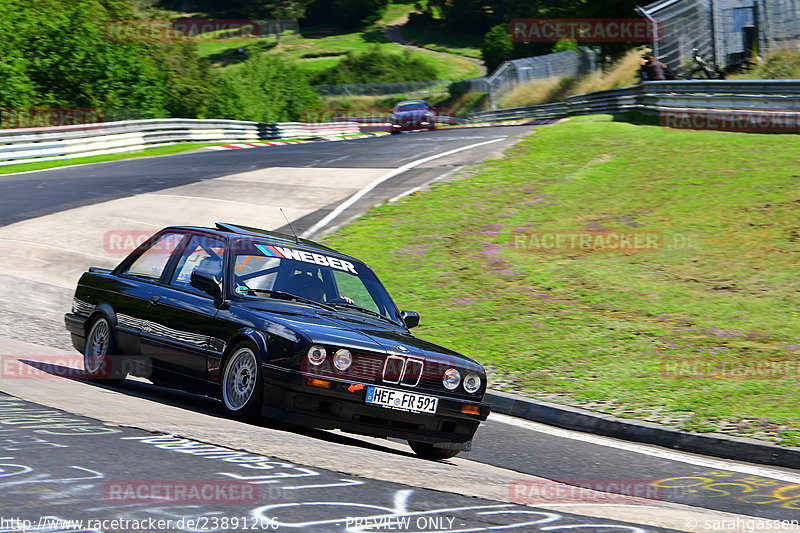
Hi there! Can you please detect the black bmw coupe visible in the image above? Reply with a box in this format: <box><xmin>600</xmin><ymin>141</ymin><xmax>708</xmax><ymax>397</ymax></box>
<box><xmin>65</xmin><ymin>223</ymin><xmax>489</xmax><ymax>459</ymax></box>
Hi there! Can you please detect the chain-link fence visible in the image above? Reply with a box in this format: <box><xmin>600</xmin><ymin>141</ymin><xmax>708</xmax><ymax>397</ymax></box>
<box><xmin>312</xmin><ymin>48</ymin><xmax>597</xmax><ymax>109</ymax></box>
<box><xmin>488</xmin><ymin>48</ymin><xmax>598</xmax><ymax>108</ymax></box>
<box><xmin>311</xmin><ymin>79</ymin><xmax>455</xmax><ymax>97</ymax></box>
<box><xmin>642</xmin><ymin>0</ymin><xmax>800</xmax><ymax>71</ymax></box>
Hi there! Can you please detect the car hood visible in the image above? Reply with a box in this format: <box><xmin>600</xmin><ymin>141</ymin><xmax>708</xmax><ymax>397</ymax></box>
<box><xmin>393</xmin><ymin>110</ymin><xmax>430</xmax><ymax>117</ymax></box>
<box><xmin>237</xmin><ymin>301</ymin><xmax>481</xmax><ymax>368</ymax></box>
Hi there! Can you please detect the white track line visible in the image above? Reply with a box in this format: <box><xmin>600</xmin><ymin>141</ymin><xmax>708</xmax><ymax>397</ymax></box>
<box><xmin>490</xmin><ymin>413</ymin><xmax>800</xmax><ymax>484</ymax></box>
<box><xmin>300</xmin><ymin>138</ymin><xmax>505</xmax><ymax>238</ymax></box>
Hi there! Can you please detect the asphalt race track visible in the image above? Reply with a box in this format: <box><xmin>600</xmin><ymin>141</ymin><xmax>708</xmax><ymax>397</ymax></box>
<box><xmin>1</xmin><ymin>127</ymin><xmax>798</xmax><ymax>532</ymax></box>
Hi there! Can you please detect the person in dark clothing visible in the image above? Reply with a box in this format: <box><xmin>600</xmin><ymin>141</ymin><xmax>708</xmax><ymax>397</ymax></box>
<box><xmin>644</xmin><ymin>55</ymin><xmax>667</xmax><ymax>81</ymax></box>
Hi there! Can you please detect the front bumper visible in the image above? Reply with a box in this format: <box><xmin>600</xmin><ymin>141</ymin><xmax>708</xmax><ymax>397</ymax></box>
<box><xmin>391</xmin><ymin>122</ymin><xmax>435</xmax><ymax>131</ymax></box>
<box><xmin>262</xmin><ymin>366</ymin><xmax>489</xmax><ymax>445</ymax></box>
<box><xmin>64</xmin><ymin>313</ymin><xmax>88</xmax><ymax>353</ymax></box>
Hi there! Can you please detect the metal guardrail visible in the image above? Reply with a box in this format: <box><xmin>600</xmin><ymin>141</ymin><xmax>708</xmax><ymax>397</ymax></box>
<box><xmin>0</xmin><ymin>119</ymin><xmax>361</xmax><ymax>167</ymax></box>
<box><xmin>468</xmin><ymin>80</ymin><xmax>800</xmax><ymax>123</ymax></box>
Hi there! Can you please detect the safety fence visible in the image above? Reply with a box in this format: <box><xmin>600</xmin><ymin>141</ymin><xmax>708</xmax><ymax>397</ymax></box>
<box><xmin>3</xmin><ymin>80</ymin><xmax>798</xmax><ymax>167</ymax></box>
<box><xmin>312</xmin><ymin>48</ymin><xmax>599</xmax><ymax>111</ymax></box>
<box><xmin>0</xmin><ymin>119</ymin><xmax>361</xmax><ymax>167</ymax></box>
<box><xmin>311</xmin><ymin>79</ymin><xmax>455</xmax><ymax>97</ymax></box>
<box><xmin>468</xmin><ymin>79</ymin><xmax>800</xmax><ymax>122</ymax></box>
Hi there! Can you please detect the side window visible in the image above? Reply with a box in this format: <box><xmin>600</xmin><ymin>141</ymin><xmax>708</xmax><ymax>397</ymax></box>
<box><xmin>125</xmin><ymin>232</ymin><xmax>184</xmax><ymax>281</ymax></box>
<box><xmin>234</xmin><ymin>255</ymin><xmax>280</xmax><ymax>292</ymax></box>
<box><xmin>170</xmin><ymin>235</ymin><xmax>226</xmax><ymax>293</ymax></box>
<box><xmin>331</xmin><ymin>270</ymin><xmax>379</xmax><ymax>312</ymax></box>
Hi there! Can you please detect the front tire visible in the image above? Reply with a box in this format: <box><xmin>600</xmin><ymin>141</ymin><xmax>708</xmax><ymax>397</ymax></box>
<box><xmin>408</xmin><ymin>441</ymin><xmax>460</xmax><ymax>460</ymax></box>
<box><xmin>221</xmin><ymin>342</ymin><xmax>263</xmax><ymax>420</ymax></box>
<box><xmin>83</xmin><ymin>316</ymin><xmax>126</xmax><ymax>385</ymax></box>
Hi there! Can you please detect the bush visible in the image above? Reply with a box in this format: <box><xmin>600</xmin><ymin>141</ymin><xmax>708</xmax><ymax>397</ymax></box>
<box><xmin>749</xmin><ymin>51</ymin><xmax>800</xmax><ymax>79</ymax></box>
<box><xmin>207</xmin><ymin>55</ymin><xmax>319</xmax><ymax>122</ymax></box>
<box><xmin>302</xmin><ymin>0</ymin><xmax>388</xmax><ymax>29</ymax></box>
<box><xmin>0</xmin><ymin>0</ymin><xmax>214</xmax><ymax>119</ymax></box>
<box><xmin>312</xmin><ymin>45</ymin><xmax>438</xmax><ymax>84</ymax></box>
<box><xmin>481</xmin><ymin>24</ymin><xmax>512</xmax><ymax>73</ymax></box>
<box><xmin>552</xmin><ymin>38</ymin><xmax>578</xmax><ymax>54</ymax></box>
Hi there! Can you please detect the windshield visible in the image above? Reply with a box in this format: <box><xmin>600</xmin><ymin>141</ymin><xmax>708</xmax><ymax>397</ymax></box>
<box><xmin>396</xmin><ymin>101</ymin><xmax>427</xmax><ymax>111</ymax></box>
<box><xmin>231</xmin><ymin>239</ymin><xmax>402</xmax><ymax>323</ymax></box>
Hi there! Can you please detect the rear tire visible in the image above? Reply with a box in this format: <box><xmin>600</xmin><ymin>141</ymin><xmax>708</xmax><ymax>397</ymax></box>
<box><xmin>221</xmin><ymin>342</ymin><xmax>264</xmax><ymax>420</ymax></box>
<box><xmin>83</xmin><ymin>316</ymin><xmax>127</xmax><ymax>385</ymax></box>
<box><xmin>408</xmin><ymin>440</ymin><xmax>460</xmax><ymax>460</ymax></box>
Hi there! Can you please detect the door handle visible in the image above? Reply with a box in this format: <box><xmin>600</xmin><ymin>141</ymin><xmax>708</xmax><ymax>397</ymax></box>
<box><xmin>150</xmin><ymin>295</ymin><xmax>161</xmax><ymax>304</ymax></box>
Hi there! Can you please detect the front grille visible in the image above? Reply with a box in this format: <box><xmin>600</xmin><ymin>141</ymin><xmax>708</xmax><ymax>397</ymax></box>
<box><xmin>400</xmin><ymin>359</ymin><xmax>423</xmax><ymax>386</ymax></box>
<box><xmin>382</xmin><ymin>356</ymin><xmax>404</xmax><ymax>383</ymax></box>
<box><xmin>382</xmin><ymin>356</ymin><xmax>424</xmax><ymax>387</ymax></box>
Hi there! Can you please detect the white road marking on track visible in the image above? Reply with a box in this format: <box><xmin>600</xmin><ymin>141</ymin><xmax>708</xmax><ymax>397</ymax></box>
<box><xmin>489</xmin><ymin>413</ymin><xmax>800</xmax><ymax>483</ymax></box>
<box><xmin>147</xmin><ymin>193</ymin><xmax>271</xmax><ymax>207</ymax></box>
<box><xmin>300</xmin><ymin>138</ymin><xmax>505</xmax><ymax>238</ymax></box>
<box><xmin>387</xmin><ymin>165</ymin><xmax>464</xmax><ymax>204</ymax></box>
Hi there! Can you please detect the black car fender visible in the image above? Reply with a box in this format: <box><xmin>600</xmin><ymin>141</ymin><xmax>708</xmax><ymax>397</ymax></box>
<box><xmin>86</xmin><ymin>302</ymin><xmax>118</xmax><ymax>335</ymax></box>
<box><xmin>219</xmin><ymin>327</ymin><xmax>270</xmax><ymax>370</ymax></box>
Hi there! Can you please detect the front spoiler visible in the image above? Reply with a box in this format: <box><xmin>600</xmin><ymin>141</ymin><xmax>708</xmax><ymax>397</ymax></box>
<box><xmin>262</xmin><ymin>365</ymin><xmax>489</xmax><ymax>445</ymax></box>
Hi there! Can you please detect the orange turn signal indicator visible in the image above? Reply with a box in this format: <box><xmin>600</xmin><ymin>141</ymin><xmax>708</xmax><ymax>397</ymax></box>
<box><xmin>307</xmin><ymin>378</ymin><xmax>332</xmax><ymax>389</ymax></box>
<box><xmin>461</xmin><ymin>404</ymin><xmax>481</xmax><ymax>415</ymax></box>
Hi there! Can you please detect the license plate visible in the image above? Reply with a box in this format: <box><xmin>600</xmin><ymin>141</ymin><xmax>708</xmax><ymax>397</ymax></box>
<box><xmin>365</xmin><ymin>386</ymin><xmax>438</xmax><ymax>414</ymax></box>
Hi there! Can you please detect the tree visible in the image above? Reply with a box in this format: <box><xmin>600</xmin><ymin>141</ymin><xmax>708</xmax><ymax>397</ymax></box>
<box><xmin>207</xmin><ymin>55</ymin><xmax>319</xmax><ymax>122</ymax></box>
<box><xmin>332</xmin><ymin>0</ymin><xmax>389</xmax><ymax>28</ymax></box>
<box><xmin>481</xmin><ymin>23</ymin><xmax>513</xmax><ymax>73</ymax></box>
<box><xmin>262</xmin><ymin>1</ymin><xmax>309</xmax><ymax>45</ymax></box>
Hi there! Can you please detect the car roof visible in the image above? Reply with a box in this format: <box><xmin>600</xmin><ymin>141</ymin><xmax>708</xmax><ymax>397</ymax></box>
<box><xmin>163</xmin><ymin>222</ymin><xmax>346</xmax><ymax>257</ymax></box>
<box><xmin>396</xmin><ymin>100</ymin><xmax>427</xmax><ymax>105</ymax></box>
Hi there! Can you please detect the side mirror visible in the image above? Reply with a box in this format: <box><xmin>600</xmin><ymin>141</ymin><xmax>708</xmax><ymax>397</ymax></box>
<box><xmin>400</xmin><ymin>310</ymin><xmax>420</xmax><ymax>329</ymax></box>
<box><xmin>190</xmin><ymin>270</ymin><xmax>222</xmax><ymax>301</ymax></box>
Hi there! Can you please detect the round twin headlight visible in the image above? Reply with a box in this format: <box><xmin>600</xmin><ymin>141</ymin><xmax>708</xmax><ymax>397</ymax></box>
<box><xmin>463</xmin><ymin>373</ymin><xmax>482</xmax><ymax>394</ymax></box>
<box><xmin>307</xmin><ymin>345</ymin><xmax>326</xmax><ymax>366</ymax></box>
<box><xmin>442</xmin><ymin>368</ymin><xmax>461</xmax><ymax>390</ymax></box>
<box><xmin>333</xmin><ymin>349</ymin><xmax>352</xmax><ymax>371</ymax></box>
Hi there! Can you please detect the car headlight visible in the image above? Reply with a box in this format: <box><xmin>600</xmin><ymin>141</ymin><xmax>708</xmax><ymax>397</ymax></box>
<box><xmin>463</xmin><ymin>373</ymin><xmax>481</xmax><ymax>393</ymax></box>
<box><xmin>333</xmin><ymin>348</ymin><xmax>352</xmax><ymax>371</ymax></box>
<box><xmin>307</xmin><ymin>345</ymin><xmax>326</xmax><ymax>366</ymax></box>
<box><xmin>443</xmin><ymin>368</ymin><xmax>461</xmax><ymax>390</ymax></box>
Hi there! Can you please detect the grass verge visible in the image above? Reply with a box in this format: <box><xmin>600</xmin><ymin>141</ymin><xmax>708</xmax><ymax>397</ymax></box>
<box><xmin>197</xmin><ymin>29</ymin><xmax>480</xmax><ymax>80</ymax></box>
<box><xmin>0</xmin><ymin>143</ymin><xmax>219</xmax><ymax>175</ymax></box>
<box><xmin>401</xmin><ymin>25</ymin><xmax>482</xmax><ymax>59</ymax></box>
<box><xmin>500</xmin><ymin>49</ymin><xmax>642</xmax><ymax>108</ymax></box>
<box><xmin>324</xmin><ymin>115</ymin><xmax>800</xmax><ymax>444</ymax></box>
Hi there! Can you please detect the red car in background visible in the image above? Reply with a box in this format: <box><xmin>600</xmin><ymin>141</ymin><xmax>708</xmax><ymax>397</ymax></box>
<box><xmin>390</xmin><ymin>100</ymin><xmax>437</xmax><ymax>133</ymax></box>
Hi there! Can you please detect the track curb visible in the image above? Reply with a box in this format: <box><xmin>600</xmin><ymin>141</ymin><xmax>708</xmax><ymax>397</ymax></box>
<box><xmin>485</xmin><ymin>390</ymin><xmax>800</xmax><ymax>469</ymax></box>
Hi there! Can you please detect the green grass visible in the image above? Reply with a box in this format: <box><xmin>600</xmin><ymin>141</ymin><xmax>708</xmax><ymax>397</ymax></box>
<box><xmin>196</xmin><ymin>27</ymin><xmax>480</xmax><ymax>80</ymax></box>
<box><xmin>401</xmin><ymin>25</ymin><xmax>483</xmax><ymax>59</ymax></box>
<box><xmin>380</xmin><ymin>1</ymin><xmax>424</xmax><ymax>26</ymax></box>
<box><xmin>0</xmin><ymin>143</ymin><xmax>219</xmax><ymax>175</ymax></box>
<box><xmin>324</xmin><ymin>115</ymin><xmax>800</xmax><ymax>442</ymax></box>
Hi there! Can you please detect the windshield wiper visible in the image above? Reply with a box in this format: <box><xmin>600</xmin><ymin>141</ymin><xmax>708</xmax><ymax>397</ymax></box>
<box><xmin>240</xmin><ymin>289</ymin><xmax>335</xmax><ymax>311</ymax></box>
<box><xmin>329</xmin><ymin>302</ymin><xmax>398</xmax><ymax>325</ymax></box>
